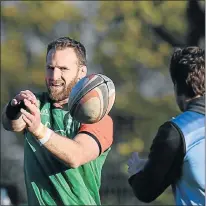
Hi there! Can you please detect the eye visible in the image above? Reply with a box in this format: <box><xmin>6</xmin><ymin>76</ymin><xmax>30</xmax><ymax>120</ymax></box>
<box><xmin>61</xmin><ymin>67</ymin><xmax>69</xmax><ymax>71</ymax></box>
<box><xmin>47</xmin><ymin>66</ymin><xmax>54</xmax><ymax>70</ymax></box>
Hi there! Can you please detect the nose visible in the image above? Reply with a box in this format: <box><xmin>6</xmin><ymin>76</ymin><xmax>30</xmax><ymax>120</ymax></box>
<box><xmin>50</xmin><ymin>67</ymin><xmax>62</xmax><ymax>81</ymax></box>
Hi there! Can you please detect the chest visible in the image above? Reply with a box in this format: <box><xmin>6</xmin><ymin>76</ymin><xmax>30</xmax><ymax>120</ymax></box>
<box><xmin>40</xmin><ymin>105</ymin><xmax>80</xmax><ymax>138</ymax></box>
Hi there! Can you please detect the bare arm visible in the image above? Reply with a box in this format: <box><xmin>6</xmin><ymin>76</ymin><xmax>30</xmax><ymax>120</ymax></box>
<box><xmin>21</xmin><ymin>99</ymin><xmax>113</xmax><ymax>168</ymax></box>
<box><xmin>43</xmin><ymin>131</ymin><xmax>100</xmax><ymax>168</ymax></box>
<box><xmin>40</xmin><ymin>115</ymin><xmax>113</xmax><ymax>168</ymax></box>
<box><xmin>44</xmin><ymin>115</ymin><xmax>113</xmax><ymax>168</ymax></box>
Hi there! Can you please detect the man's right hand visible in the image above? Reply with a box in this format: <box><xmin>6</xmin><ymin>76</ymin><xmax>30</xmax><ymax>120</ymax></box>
<box><xmin>2</xmin><ymin>90</ymin><xmax>38</xmax><ymax>131</ymax></box>
<box><xmin>11</xmin><ymin>90</ymin><xmax>38</xmax><ymax>107</ymax></box>
<box><xmin>5</xmin><ymin>90</ymin><xmax>38</xmax><ymax>121</ymax></box>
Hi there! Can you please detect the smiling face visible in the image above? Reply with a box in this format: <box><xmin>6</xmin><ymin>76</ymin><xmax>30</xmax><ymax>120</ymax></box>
<box><xmin>46</xmin><ymin>48</ymin><xmax>86</xmax><ymax>103</ymax></box>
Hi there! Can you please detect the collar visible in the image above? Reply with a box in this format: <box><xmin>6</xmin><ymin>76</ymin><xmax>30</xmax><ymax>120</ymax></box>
<box><xmin>186</xmin><ymin>95</ymin><xmax>205</xmax><ymax>115</ymax></box>
<box><xmin>46</xmin><ymin>94</ymin><xmax>68</xmax><ymax>111</ymax></box>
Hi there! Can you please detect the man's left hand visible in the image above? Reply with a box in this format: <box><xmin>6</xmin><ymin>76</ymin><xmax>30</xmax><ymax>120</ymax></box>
<box><xmin>127</xmin><ymin>152</ymin><xmax>147</xmax><ymax>178</ymax></box>
<box><xmin>20</xmin><ymin>99</ymin><xmax>42</xmax><ymax>137</ymax></box>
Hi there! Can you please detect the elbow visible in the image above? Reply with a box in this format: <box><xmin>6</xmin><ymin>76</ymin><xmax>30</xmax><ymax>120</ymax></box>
<box><xmin>65</xmin><ymin>145</ymin><xmax>86</xmax><ymax>169</ymax></box>
<box><xmin>69</xmin><ymin>162</ymin><xmax>80</xmax><ymax>169</ymax></box>
<box><xmin>130</xmin><ymin>180</ymin><xmax>157</xmax><ymax>203</ymax></box>
<box><xmin>67</xmin><ymin>156</ymin><xmax>87</xmax><ymax>169</ymax></box>
<box><xmin>66</xmin><ymin>157</ymin><xmax>81</xmax><ymax>169</ymax></box>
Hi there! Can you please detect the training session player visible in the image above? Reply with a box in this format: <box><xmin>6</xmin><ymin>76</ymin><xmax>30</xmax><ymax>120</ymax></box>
<box><xmin>128</xmin><ymin>47</ymin><xmax>205</xmax><ymax>205</ymax></box>
<box><xmin>2</xmin><ymin>37</ymin><xmax>113</xmax><ymax>205</ymax></box>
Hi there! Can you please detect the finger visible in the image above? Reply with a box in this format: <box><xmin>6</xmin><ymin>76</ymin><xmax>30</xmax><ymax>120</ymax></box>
<box><xmin>128</xmin><ymin>168</ymin><xmax>135</xmax><ymax>176</ymax></box>
<box><xmin>23</xmin><ymin>91</ymin><xmax>38</xmax><ymax>106</ymax></box>
<box><xmin>24</xmin><ymin>90</ymin><xmax>37</xmax><ymax>101</ymax></box>
<box><xmin>20</xmin><ymin>108</ymin><xmax>34</xmax><ymax>122</ymax></box>
<box><xmin>24</xmin><ymin>99</ymin><xmax>39</xmax><ymax>115</ymax></box>
<box><xmin>13</xmin><ymin>94</ymin><xmax>25</xmax><ymax>103</ymax></box>
<box><xmin>11</xmin><ymin>99</ymin><xmax>18</xmax><ymax>106</ymax></box>
<box><xmin>20</xmin><ymin>93</ymin><xmax>34</xmax><ymax>103</ymax></box>
<box><xmin>22</xmin><ymin>114</ymin><xmax>32</xmax><ymax>127</ymax></box>
<box><xmin>127</xmin><ymin>158</ymin><xmax>133</xmax><ymax>166</ymax></box>
<box><xmin>132</xmin><ymin>152</ymin><xmax>139</xmax><ymax>160</ymax></box>
<box><xmin>31</xmin><ymin>97</ymin><xmax>38</xmax><ymax>107</ymax></box>
<box><xmin>20</xmin><ymin>92</ymin><xmax>34</xmax><ymax>102</ymax></box>
<box><xmin>16</xmin><ymin>90</ymin><xmax>37</xmax><ymax>105</ymax></box>
<box><xmin>21</xmin><ymin>94</ymin><xmax>38</xmax><ymax>107</ymax></box>
<box><xmin>128</xmin><ymin>168</ymin><xmax>133</xmax><ymax>174</ymax></box>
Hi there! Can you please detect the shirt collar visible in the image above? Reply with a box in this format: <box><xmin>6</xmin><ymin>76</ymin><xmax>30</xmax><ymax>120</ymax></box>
<box><xmin>186</xmin><ymin>95</ymin><xmax>205</xmax><ymax>115</ymax></box>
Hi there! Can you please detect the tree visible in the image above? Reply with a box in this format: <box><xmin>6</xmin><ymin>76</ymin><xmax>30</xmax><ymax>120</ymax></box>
<box><xmin>1</xmin><ymin>2</ymin><xmax>84</xmax><ymax>204</ymax></box>
<box><xmin>1</xmin><ymin>1</ymin><xmax>205</xmax><ymax>205</ymax></box>
<box><xmin>92</xmin><ymin>1</ymin><xmax>205</xmax><ymax>204</ymax></box>
<box><xmin>1</xmin><ymin>1</ymin><xmax>84</xmax><ymax>107</ymax></box>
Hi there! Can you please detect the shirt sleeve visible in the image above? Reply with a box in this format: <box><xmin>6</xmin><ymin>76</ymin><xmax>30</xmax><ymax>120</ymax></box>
<box><xmin>128</xmin><ymin>121</ymin><xmax>185</xmax><ymax>203</ymax></box>
<box><xmin>78</xmin><ymin>115</ymin><xmax>113</xmax><ymax>155</ymax></box>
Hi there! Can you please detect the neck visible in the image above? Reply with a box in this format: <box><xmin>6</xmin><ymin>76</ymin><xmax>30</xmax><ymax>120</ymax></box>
<box><xmin>185</xmin><ymin>95</ymin><xmax>201</xmax><ymax>103</ymax></box>
<box><xmin>52</xmin><ymin>98</ymin><xmax>68</xmax><ymax>109</ymax></box>
<box><xmin>183</xmin><ymin>95</ymin><xmax>201</xmax><ymax>111</ymax></box>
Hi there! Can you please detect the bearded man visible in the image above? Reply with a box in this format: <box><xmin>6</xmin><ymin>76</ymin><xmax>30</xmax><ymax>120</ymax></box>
<box><xmin>2</xmin><ymin>37</ymin><xmax>113</xmax><ymax>205</ymax></box>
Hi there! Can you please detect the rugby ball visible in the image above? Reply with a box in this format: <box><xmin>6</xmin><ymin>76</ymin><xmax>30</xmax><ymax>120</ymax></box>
<box><xmin>68</xmin><ymin>74</ymin><xmax>115</xmax><ymax>124</ymax></box>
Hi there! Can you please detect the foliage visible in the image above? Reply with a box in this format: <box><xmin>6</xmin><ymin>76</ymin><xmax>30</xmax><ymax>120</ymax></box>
<box><xmin>1</xmin><ymin>1</ymin><xmax>84</xmax><ymax>106</ymax></box>
<box><xmin>1</xmin><ymin>1</ymin><xmax>205</xmax><ymax>205</ymax></box>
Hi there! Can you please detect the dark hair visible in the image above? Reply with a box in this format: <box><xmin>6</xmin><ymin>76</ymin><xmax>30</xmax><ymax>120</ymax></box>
<box><xmin>169</xmin><ymin>46</ymin><xmax>205</xmax><ymax>98</ymax></box>
<box><xmin>46</xmin><ymin>37</ymin><xmax>87</xmax><ymax>66</ymax></box>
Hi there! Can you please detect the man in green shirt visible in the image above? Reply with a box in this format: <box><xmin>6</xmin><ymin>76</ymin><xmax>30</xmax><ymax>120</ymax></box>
<box><xmin>2</xmin><ymin>37</ymin><xmax>113</xmax><ymax>205</ymax></box>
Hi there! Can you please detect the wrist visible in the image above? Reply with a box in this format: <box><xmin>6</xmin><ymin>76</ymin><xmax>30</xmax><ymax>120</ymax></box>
<box><xmin>6</xmin><ymin>101</ymin><xmax>21</xmax><ymax>120</ymax></box>
<box><xmin>33</xmin><ymin>123</ymin><xmax>53</xmax><ymax>146</ymax></box>
<box><xmin>33</xmin><ymin>123</ymin><xmax>47</xmax><ymax>139</ymax></box>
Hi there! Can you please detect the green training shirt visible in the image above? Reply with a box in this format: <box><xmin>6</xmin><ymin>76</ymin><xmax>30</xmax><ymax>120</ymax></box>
<box><xmin>24</xmin><ymin>92</ymin><xmax>110</xmax><ymax>205</ymax></box>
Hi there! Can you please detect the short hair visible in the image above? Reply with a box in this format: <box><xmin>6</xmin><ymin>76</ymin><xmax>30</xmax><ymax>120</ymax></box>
<box><xmin>46</xmin><ymin>37</ymin><xmax>87</xmax><ymax>66</ymax></box>
<box><xmin>169</xmin><ymin>46</ymin><xmax>205</xmax><ymax>98</ymax></box>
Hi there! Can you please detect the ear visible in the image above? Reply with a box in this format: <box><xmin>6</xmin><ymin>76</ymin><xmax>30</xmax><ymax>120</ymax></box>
<box><xmin>77</xmin><ymin>66</ymin><xmax>87</xmax><ymax>80</ymax></box>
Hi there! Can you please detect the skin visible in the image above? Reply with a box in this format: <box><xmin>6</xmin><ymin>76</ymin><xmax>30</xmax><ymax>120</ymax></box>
<box><xmin>2</xmin><ymin>47</ymin><xmax>101</xmax><ymax>168</ymax></box>
<box><xmin>45</xmin><ymin>48</ymin><xmax>84</xmax><ymax>106</ymax></box>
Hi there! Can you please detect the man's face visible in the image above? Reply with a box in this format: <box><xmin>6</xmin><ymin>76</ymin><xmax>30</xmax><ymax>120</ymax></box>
<box><xmin>46</xmin><ymin>48</ymin><xmax>80</xmax><ymax>102</ymax></box>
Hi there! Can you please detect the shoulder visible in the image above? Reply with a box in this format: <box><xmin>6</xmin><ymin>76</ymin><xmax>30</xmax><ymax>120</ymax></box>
<box><xmin>78</xmin><ymin>115</ymin><xmax>114</xmax><ymax>153</ymax></box>
<box><xmin>152</xmin><ymin>121</ymin><xmax>183</xmax><ymax>150</ymax></box>
<box><xmin>94</xmin><ymin>114</ymin><xmax>113</xmax><ymax>126</ymax></box>
<box><xmin>79</xmin><ymin>115</ymin><xmax>113</xmax><ymax>133</ymax></box>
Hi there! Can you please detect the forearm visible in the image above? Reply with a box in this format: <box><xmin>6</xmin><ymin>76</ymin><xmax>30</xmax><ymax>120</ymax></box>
<box><xmin>128</xmin><ymin>122</ymin><xmax>184</xmax><ymax>203</ymax></box>
<box><xmin>41</xmin><ymin>129</ymin><xmax>84</xmax><ymax>168</ymax></box>
<box><xmin>2</xmin><ymin>103</ymin><xmax>26</xmax><ymax>132</ymax></box>
<box><xmin>129</xmin><ymin>171</ymin><xmax>159</xmax><ymax>203</ymax></box>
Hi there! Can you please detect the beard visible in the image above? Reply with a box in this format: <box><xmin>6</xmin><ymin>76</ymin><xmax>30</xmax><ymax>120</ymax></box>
<box><xmin>46</xmin><ymin>77</ymin><xmax>78</xmax><ymax>102</ymax></box>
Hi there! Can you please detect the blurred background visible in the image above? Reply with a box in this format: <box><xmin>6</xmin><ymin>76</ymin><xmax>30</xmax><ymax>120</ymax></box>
<box><xmin>1</xmin><ymin>0</ymin><xmax>205</xmax><ymax>205</ymax></box>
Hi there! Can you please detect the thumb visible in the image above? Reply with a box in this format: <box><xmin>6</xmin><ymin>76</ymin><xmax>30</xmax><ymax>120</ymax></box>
<box><xmin>11</xmin><ymin>99</ymin><xmax>18</xmax><ymax>106</ymax></box>
<box><xmin>132</xmin><ymin>152</ymin><xmax>139</xmax><ymax>160</ymax></box>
